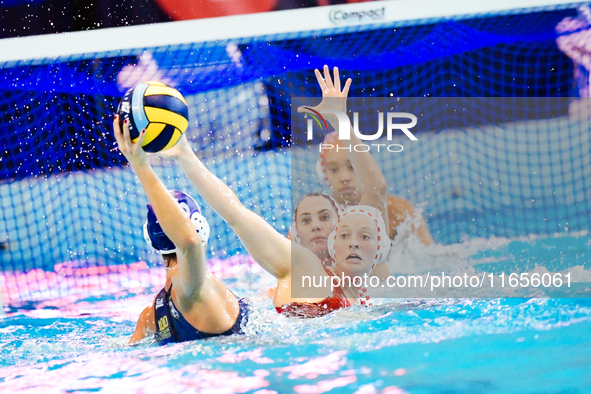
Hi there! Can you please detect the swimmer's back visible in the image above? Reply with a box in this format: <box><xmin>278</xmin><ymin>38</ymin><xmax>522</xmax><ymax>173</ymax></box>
<box><xmin>154</xmin><ymin>285</ymin><xmax>248</xmax><ymax>345</ymax></box>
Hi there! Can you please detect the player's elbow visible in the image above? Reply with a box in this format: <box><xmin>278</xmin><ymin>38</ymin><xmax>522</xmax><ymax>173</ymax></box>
<box><xmin>173</xmin><ymin>217</ymin><xmax>204</xmax><ymax>249</ymax></box>
<box><xmin>179</xmin><ymin>233</ymin><xmax>203</xmax><ymax>249</ymax></box>
<box><xmin>376</xmin><ymin>178</ymin><xmax>387</xmax><ymax>194</ymax></box>
<box><xmin>370</xmin><ymin>177</ymin><xmax>387</xmax><ymax>197</ymax></box>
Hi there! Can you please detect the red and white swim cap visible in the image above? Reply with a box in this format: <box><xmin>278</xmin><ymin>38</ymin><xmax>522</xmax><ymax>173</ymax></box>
<box><xmin>326</xmin><ymin>205</ymin><xmax>390</xmax><ymax>266</ymax></box>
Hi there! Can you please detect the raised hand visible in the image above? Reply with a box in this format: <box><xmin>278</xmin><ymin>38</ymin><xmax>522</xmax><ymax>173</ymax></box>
<box><xmin>113</xmin><ymin>114</ymin><xmax>149</xmax><ymax>168</ymax></box>
<box><xmin>297</xmin><ymin>65</ymin><xmax>352</xmax><ymax>128</ymax></box>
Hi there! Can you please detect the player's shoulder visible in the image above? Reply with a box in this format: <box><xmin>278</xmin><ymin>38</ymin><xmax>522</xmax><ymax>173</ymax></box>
<box><xmin>141</xmin><ymin>304</ymin><xmax>155</xmax><ymax>319</ymax></box>
<box><xmin>386</xmin><ymin>194</ymin><xmax>415</xmax><ymax>212</ymax></box>
<box><xmin>129</xmin><ymin>301</ymin><xmax>157</xmax><ymax>345</ymax></box>
<box><xmin>140</xmin><ymin>301</ymin><xmax>157</xmax><ymax>331</ymax></box>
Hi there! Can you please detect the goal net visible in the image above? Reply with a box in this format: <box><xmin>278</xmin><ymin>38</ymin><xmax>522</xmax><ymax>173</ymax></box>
<box><xmin>0</xmin><ymin>0</ymin><xmax>589</xmax><ymax>305</ymax></box>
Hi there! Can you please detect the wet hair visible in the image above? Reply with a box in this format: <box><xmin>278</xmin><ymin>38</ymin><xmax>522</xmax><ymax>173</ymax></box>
<box><xmin>162</xmin><ymin>253</ymin><xmax>177</xmax><ymax>268</ymax></box>
<box><xmin>294</xmin><ymin>193</ymin><xmax>339</xmax><ymax>220</ymax></box>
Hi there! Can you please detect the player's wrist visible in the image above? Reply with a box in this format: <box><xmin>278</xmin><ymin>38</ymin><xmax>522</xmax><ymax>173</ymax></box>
<box><xmin>175</xmin><ymin>148</ymin><xmax>194</xmax><ymax>164</ymax></box>
<box><xmin>179</xmin><ymin>143</ymin><xmax>194</xmax><ymax>158</ymax></box>
<box><xmin>128</xmin><ymin>155</ymin><xmax>151</xmax><ymax>171</ymax></box>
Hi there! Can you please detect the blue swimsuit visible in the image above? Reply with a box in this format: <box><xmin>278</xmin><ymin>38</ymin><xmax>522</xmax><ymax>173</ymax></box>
<box><xmin>154</xmin><ymin>286</ymin><xmax>249</xmax><ymax>345</ymax></box>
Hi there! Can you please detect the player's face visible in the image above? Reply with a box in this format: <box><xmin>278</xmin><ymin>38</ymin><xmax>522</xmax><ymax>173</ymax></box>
<box><xmin>333</xmin><ymin>214</ymin><xmax>378</xmax><ymax>278</ymax></box>
<box><xmin>295</xmin><ymin>196</ymin><xmax>339</xmax><ymax>260</ymax></box>
<box><xmin>323</xmin><ymin>149</ymin><xmax>363</xmax><ymax>205</ymax></box>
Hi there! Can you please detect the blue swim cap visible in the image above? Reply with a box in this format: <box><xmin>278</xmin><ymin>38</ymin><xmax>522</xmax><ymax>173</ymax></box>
<box><xmin>143</xmin><ymin>190</ymin><xmax>210</xmax><ymax>254</ymax></box>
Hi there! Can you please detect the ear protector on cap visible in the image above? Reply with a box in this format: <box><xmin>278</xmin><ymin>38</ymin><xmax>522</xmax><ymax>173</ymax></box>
<box><xmin>144</xmin><ymin>190</ymin><xmax>210</xmax><ymax>254</ymax></box>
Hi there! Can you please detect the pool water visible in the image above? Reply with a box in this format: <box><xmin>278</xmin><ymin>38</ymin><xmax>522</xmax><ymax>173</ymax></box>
<box><xmin>1</xmin><ymin>233</ymin><xmax>591</xmax><ymax>393</ymax></box>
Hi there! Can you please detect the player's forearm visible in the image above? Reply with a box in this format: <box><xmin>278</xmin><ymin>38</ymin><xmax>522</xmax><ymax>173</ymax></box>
<box><xmin>132</xmin><ymin>163</ymin><xmax>201</xmax><ymax>249</ymax></box>
<box><xmin>176</xmin><ymin>149</ymin><xmax>292</xmax><ymax>279</ymax></box>
<box><xmin>338</xmin><ymin>124</ymin><xmax>389</xmax><ymax>232</ymax></box>
<box><xmin>341</xmin><ymin>125</ymin><xmax>387</xmax><ymax>196</ymax></box>
<box><xmin>176</xmin><ymin>150</ymin><xmax>245</xmax><ymax>228</ymax></box>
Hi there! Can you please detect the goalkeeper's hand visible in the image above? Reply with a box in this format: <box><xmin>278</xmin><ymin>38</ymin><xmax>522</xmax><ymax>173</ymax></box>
<box><xmin>297</xmin><ymin>65</ymin><xmax>352</xmax><ymax>129</ymax></box>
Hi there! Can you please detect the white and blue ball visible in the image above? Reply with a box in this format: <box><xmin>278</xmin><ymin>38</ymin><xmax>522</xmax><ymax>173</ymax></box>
<box><xmin>118</xmin><ymin>81</ymin><xmax>189</xmax><ymax>153</ymax></box>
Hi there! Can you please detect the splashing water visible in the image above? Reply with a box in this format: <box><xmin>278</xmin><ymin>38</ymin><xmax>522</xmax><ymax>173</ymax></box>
<box><xmin>1</xmin><ymin>232</ymin><xmax>591</xmax><ymax>393</ymax></box>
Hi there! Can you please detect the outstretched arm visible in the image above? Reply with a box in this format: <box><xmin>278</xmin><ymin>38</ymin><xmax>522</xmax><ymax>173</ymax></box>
<box><xmin>299</xmin><ymin>65</ymin><xmax>389</xmax><ymax>234</ymax></box>
<box><xmin>113</xmin><ymin>116</ymin><xmax>206</xmax><ymax>298</ymax></box>
<box><xmin>160</xmin><ymin>136</ymin><xmax>298</xmax><ymax>281</ymax></box>
<box><xmin>157</xmin><ymin>136</ymin><xmax>332</xmax><ymax>305</ymax></box>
